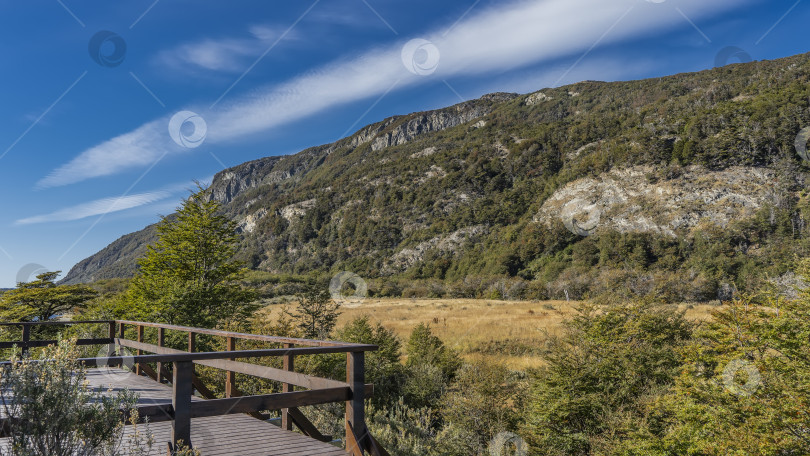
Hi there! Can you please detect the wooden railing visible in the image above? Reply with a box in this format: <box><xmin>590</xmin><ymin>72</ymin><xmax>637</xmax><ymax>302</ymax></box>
<box><xmin>0</xmin><ymin>320</ymin><xmax>390</xmax><ymax>456</ymax></box>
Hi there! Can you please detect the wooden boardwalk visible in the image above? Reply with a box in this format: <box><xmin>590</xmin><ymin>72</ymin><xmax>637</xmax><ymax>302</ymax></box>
<box><xmin>0</xmin><ymin>320</ymin><xmax>385</xmax><ymax>456</ymax></box>
<box><xmin>85</xmin><ymin>368</ymin><xmax>347</xmax><ymax>456</ymax></box>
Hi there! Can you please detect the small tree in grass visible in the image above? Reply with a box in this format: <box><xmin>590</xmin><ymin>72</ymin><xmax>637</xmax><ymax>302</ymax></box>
<box><xmin>284</xmin><ymin>283</ymin><xmax>340</xmax><ymax>339</ymax></box>
<box><xmin>405</xmin><ymin>324</ymin><xmax>461</xmax><ymax>381</ymax></box>
<box><xmin>522</xmin><ymin>300</ymin><xmax>693</xmax><ymax>455</ymax></box>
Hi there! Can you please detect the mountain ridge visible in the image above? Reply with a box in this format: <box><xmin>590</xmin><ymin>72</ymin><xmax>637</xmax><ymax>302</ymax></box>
<box><xmin>63</xmin><ymin>52</ymin><xmax>810</xmax><ymax>302</ymax></box>
<box><xmin>62</xmin><ymin>93</ymin><xmax>516</xmax><ymax>284</ymax></box>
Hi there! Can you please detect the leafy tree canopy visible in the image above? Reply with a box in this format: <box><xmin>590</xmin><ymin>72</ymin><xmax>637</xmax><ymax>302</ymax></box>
<box><xmin>0</xmin><ymin>271</ymin><xmax>96</xmax><ymax>322</ymax></box>
<box><xmin>123</xmin><ymin>185</ymin><xmax>257</xmax><ymax>329</ymax></box>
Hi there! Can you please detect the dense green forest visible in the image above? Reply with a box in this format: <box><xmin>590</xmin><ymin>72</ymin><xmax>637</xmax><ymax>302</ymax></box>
<box><xmin>65</xmin><ymin>52</ymin><xmax>810</xmax><ymax>304</ymax></box>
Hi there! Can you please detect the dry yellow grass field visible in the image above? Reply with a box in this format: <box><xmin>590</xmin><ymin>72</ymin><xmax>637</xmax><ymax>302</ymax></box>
<box><xmin>260</xmin><ymin>299</ymin><xmax>718</xmax><ymax>370</ymax></box>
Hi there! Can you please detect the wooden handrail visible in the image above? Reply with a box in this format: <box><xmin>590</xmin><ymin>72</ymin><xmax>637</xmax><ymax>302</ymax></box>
<box><xmin>0</xmin><ymin>338</ymin><xmax>113</xmax><ymax>349</ymax></box>
<box><xmin>117</xmin><ymin>338</ymin><xmax>348</xmax><ymax>390</ymax></box>
<box><xmin>190</xmin><ymin>387</ymin><xmax>351</xmax><ymax>418</ymax></box>
<box><xmin>0</xmin><ymin>320</ymin><xmax>112</xmax><ymax>327</ymax></box>
<box><xmin>0</xmin><ymin>319</ymin><xmax>386</xmax><ymax>455</ymax></box>
<box><xmin>114</xmin><ymin>320</ymin><xmax>369</xmax><ymax>348</ymax></box>
<box><xmin>0</xmin><ymin>319</ymin><xmax>374</xmax><ymax>349</ymax></box>
<box><xmin>0</xmin><ymin>344</ymin><xmax>378</xmax><ymax>369</ymax></box>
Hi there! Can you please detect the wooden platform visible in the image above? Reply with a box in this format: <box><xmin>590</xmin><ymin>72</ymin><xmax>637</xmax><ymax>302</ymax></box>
<box><xmin>0</xmin><ymin>320</ymin><xmax>382</xmax><ymax>456</ymax></box>
<box><xmin>63</xmin><ymin>369</ymin><xmax>346</xmax><ymax>455</ymax></box>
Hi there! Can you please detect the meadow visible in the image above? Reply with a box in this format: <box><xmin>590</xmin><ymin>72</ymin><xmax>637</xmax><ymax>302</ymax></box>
<box><xmin>259</xmin><ymin>298</ymin><xmax>718</xmax><ymax>370</ymax></box>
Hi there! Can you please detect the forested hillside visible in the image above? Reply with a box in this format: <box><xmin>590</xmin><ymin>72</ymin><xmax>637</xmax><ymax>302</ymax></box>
<box><xmin>65</xmin><ymin>52</ymin><xmax>810</xmax><ymax>302</ymax></box>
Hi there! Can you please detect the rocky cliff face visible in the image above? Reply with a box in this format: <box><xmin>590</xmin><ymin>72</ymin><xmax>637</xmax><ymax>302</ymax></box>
<box><xmin>534</xmin><ymin>166</ymin><xmax>778</xmax><ymax>236</ymax></box>
<box><xmin>204</xmin><ymin>94</ymin><xmax>513</xmax><ymax>207</ymax></box>
<box><xmin>369</xmin><ymin>101</ymin><xmax>499</xmax><ymax>151</ymax></box>
<box><xmin>385</xmin><ymin>225</ymin><xmax>489</xmax><ymax>273</ymax></box>
<box><xmin>208</xmin><ymin>157</ymin><xmax>281</xmax><ymax>204</ymax></box>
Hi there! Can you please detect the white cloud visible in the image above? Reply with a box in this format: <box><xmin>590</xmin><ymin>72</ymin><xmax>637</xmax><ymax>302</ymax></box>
<box><xmin>42</xmin><ymin>0</ymin><xmax>749</xmax><ymax>188</ymax></box>
<box><xmin>19</xmin><ymin>175</ymin><xmax>216</xmax><ymax>225</ymax></box>
<box><xmin>38</xmin><ymin>120</ymin><xmax>171</xmax><ymax>188</ymax></box>
<box><xmin>155</xmin><ymin>25</ymin><xmax>299</xmax><ymax>73</ymax></box>
<box><xmin>16</xmin><ymin>191</ymin><xmax>171</xmax><ymax>225</ymax></box>
<box><xmin>166</xmin><ymin>39</ymin><xmax>257</xmax><ymax>72</ymax></box>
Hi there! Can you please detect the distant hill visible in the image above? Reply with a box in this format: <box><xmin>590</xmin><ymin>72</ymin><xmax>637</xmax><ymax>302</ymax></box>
<box><xmin>63</xmin><ymin>52</ymin><xmax>810</xmax><ymax>302</ymax></box>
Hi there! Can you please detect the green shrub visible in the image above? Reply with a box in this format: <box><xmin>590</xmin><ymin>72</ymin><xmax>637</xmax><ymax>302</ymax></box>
<box><xmin>646</xmin><ymin>290</ymin><xmax>810</xmax><ymax>455</ymax></box>
<box><xmin>523</xmin><ymin>301</ymin><xmax>693</xmax><ymax>455</ymax></box>
<box><xmin>0</xmin><ymin>339</ymin><xmax>153</xmax><ymax>456</ymax></box>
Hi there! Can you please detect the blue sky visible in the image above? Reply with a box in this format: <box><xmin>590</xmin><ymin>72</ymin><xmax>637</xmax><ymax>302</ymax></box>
<box><xmin>0</xmin><ymin>0</ymin><xmax>806</xmax><ymax>287</ymax></box>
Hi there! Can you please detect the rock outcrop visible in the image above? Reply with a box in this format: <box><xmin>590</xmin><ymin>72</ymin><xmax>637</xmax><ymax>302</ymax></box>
<box><xmin>534</xmin><ymin>166</ymin><xmax>776</xmax><ymax>236</ymax></box>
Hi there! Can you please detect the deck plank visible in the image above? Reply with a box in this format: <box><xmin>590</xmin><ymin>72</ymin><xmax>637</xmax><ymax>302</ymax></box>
<box><xmin>3</xmin><ymin>368</ymin><xmax>346</xmax><ymax>456</ymax></box>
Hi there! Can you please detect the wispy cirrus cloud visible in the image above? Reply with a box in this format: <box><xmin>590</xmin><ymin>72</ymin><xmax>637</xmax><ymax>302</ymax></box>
<box><xmin>39</xmin><ymin>121</ymin><xmax>168</xmax><ymax>188</ymax></box>
<box><xmin>17</xmin><ymin>176</ymin><xmax>212</xmax><ymax>225</ymax></box>
<box><xmin>15</xmin><ymin>191</ymin><xmax>171</xmax><ymax>225</ymax></box>
<box><xmin>40</xmin><ymin>0</ymin><xmax>750</xmax><ymax>189</ymax></box>
<box><xmin>154</xmin><ymin>24</ymin><xmax>301</xmax><ymax>73</ymax></box>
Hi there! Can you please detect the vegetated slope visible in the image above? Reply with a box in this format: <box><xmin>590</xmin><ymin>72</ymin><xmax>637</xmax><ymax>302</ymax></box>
<box><xmin>64</xmin><ymin>52</ymin><xmax>810</xmax><ymax>302</ymax></box>
<box><xmin>63</xmin><ymin>224</ymin><xmax>157</xmax><ymax>283</ymax></box>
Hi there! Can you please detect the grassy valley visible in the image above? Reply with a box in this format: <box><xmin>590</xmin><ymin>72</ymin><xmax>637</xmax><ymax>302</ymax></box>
<box><xmin>259</xmin><ymin>297</ymin><xmax>717</xmax><ymax>370</ymax></box>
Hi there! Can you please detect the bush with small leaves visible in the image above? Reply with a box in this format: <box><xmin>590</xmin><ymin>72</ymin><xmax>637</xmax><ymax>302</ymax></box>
<box><xmin>0</xmin><ymin>339</ymin><xmax>153</xmax><ymax>456</ymax></box>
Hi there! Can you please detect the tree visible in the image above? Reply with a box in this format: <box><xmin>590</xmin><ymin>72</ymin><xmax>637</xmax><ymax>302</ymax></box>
<box><xmin>440</xmin><ymin>361</ymin><xmax>527</xmax><ymax>454</ymax></box>
<box><xmin>125</xmin><ymin>185</ymin><xmax>257</xmax><ymax>329</ymax></box>
<box><xmin>647</xmin><ymin>291</ymin><xmax>810</xmax><ymax>455</ymax></box>
<box><xmin>284</xmin><ymin>282</ymin><xmax>340</xmax><ymax>339</ymax></box>
<box><xmin>403</xmin><ymin>324</ymin><xmax>461</xmax><ymax>409</ymax></box>
<box><xmin>405</xmin><ymin>323</ymin><xmax>461</xmax><ymax>380</ymax></box>
<box><xmin>336</xmin><ymin>316</ymin><xmax>405</xmax><ymax>407</ymax></box>
<box><xmin>0</xmin><ymin>271</ymin><xmax>96</xmax><ymax>322</ymax></box>
<box><xmin>523</xmin><ymin>301</ymin><xmax>693</xmax><ymax>455</ymax></box>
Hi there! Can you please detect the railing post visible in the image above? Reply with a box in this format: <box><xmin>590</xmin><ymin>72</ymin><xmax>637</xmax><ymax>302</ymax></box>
<box><xmin>21</xmin><ymin>324</ymin><xmax>30</xmax><ymax>357</ymax></box>
<box><xmin>281</xmin><ymin>343</ymin><xmax>295</xmax><ymax>431</ymax></box>
<box><xmin>345</xmin><ymin>351</ymin><xmax>367</xmax><ymax>456</ymax></box>
<box><xmin>172</xmin><ymin>360</ymin><xmax>193</xmax><ymax>449</ymax></box>
<box><xmin>225</xmin><ymin>337</ymin><xmax>236</xmax><ymax>398</ymax></box>
<box><xmin>107</xmin><ymin>321</ymin><xmax>116</xmax><ymax>357</ymax></box>
<box><xmin>157</xmin><ymin>327</ymin><xmax>165</xmax><ymax>383</ymax></box>
<box><xmin>136</xmin><ymin>325</ymin><xmax>144</xmax><ymax>376</ymax></box>
<box><xmin>118</xmin><ymin>322</ymin><xmax>126</xmax><ymax>339</ymax></box>
<box><xmin>187</xmin><ymin>331</ymin><xmax>197</xmax><ymax>396</ymax></box>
